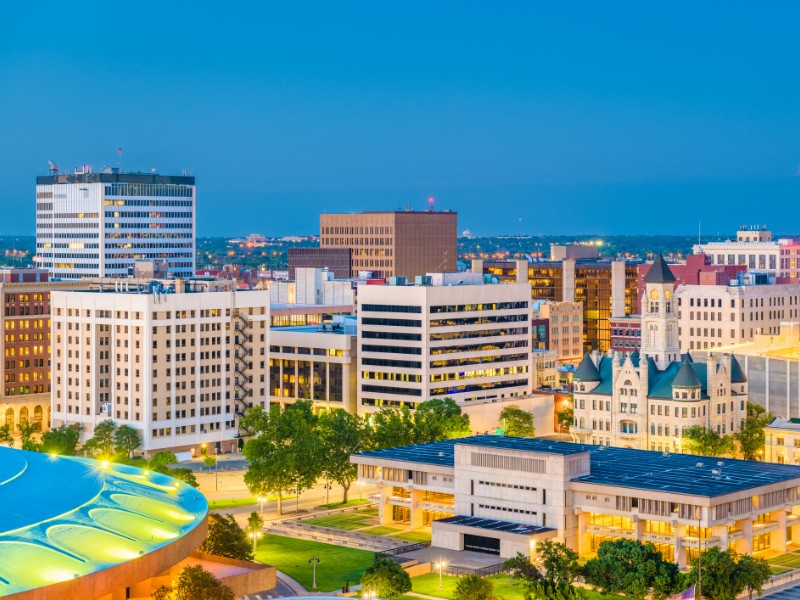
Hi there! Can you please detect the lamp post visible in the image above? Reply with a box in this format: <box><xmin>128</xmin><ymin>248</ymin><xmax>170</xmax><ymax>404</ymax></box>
<box><xmin>435</xmin><ymin>559</ymin><xmax>447</xmax><ymax>588</ymax></box>
<box><xmin>363</xmin><ymin>590</ymin><xmax>376</xmax><ymax>600</ymax></box>
<box><xmin>258</xmin><ymin>495</ymin><xmax>266</xmax><ymax>516</ymax></box>
<box><xmin>308</xmin><ymin>555</ymin><xmax>321</xmax><ymax>590</ymax></box>
<box><xmin>250</xmin><ymin>530</ymin><xmax>261</xmax><ymax>555</ymax></box>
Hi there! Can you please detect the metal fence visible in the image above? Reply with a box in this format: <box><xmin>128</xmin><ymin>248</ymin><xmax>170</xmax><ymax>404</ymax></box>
<box><xmin>376</xmin><ymin>542</ymin><xmax>432</xmax><ymax>557</ymax></box>
<box><xmin>444</xmin><ymin>563</ymin><xmax>507</xmax><ymax>577</ymax></box>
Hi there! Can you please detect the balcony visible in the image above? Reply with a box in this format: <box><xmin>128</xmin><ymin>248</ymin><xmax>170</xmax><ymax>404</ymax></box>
<box><xmin>642</xmin><ymin>532</ymin><xmax>674</xmax><ymax>544</ymax></box>
<box><xmin>680</xmin><ymin>536</ymin><xmax>721</xmax><ymax>549</ymax></box>
<box><xmin>570</xmin><ymin>425</ymin><xmax>593</xmax><ymax>435</ymax></box>
<box><xmin>753</xmin><ymin>520</ymin><xmax>779</xmax><ymax>534</ymax></box>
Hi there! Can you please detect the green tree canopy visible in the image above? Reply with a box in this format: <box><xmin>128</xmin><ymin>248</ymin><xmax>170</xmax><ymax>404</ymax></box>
<box><xmin>149</xmin><ymin>451</ymin><xmax>178</xmax><ymax>472</ymax></box>
<box><xmin>198</xmin><ymin>513</ymin><xmax>253</xmax><ymax>560</ymax></box>
<box><xmin>734</xmin><ymin>403</ymin><xmax>772</xmax><ymax>460</ymax></box>
<box><xmin>503</xmin><ymin>552</ymin><xmax>542</xmax><ymax>582</ymax></box>
<box><xmin>243</xmin><ymin>402</ymin><xmax>322</xmax><ymax>514</ymax></box>
<box><xmin>736</xmin><ymin>554</ymin><xmax>772</xmax><ymax>600</ymax></box>
<box><xmin>360</xmin><ymin>556</ymin><xmax>412</xmax><ymax>599</ymax></box>
<box><xmin>412</xmin><ymin>398</ymin><xmax>471</xmax><ymax>443</ymax></box>
<box><xmin>689</xmin><ymin>547</ymin><xmax>741</xmax><ymax>600</ymax></box>
<box><xmin>83</xmin><ymin>419</ymin><xmax>116</xmax><ymax>457</ymax></box>
<box><xmin>318</xmin><ymin>409</ymin><xmax>370</xmax><ymax>502</ymax></box>
<box><xmin>169</xmin><ymin>467</ymin><xmax>199</xmax><ymax>488</ymax></box>
<box><xmin>371</xmin><ymin>406</ymin><xmax>415</xmax><ymax>449</ymax></box>
<box><xmin>537</xmin><ymin>540</ymin><xmax>581</xmax><ymax>586</ymax></box>
<box><xmin>113</xmin><ymin>424</ymin><xmax>141</xmax><ymax>457</ymax></box>
<box><xmin>683</xmin><ymin>425</ymin><xmax>736</xmax><ymax>457</ymax></box>
<box><xmin>0</xmin><ymin>423</ymin><xmax>14</xmax><ymax>447</ymax></box>
<box><xmin>40</xmin><ymin>423</ymin><xmax>82</xmax><ymax>455</ymax></box>
<box><xmin>152</xmin><ymin>564</ymin><xmax>234</xmax><ymax>600</ymax></box>
<box><xmin>454</xmin><ymin>575</ymin><xmax>495</xmax><ymax>600</ymax></box>
<box><xmin>584</xmin><ymin>538</ymin><xmax>684</xmax><ymax>600</ymax></box>
<box><xmin>17</xmin><ymin>420</ymin><xmax>37</xmax><ymax>449</ymax></box>
<box><xmin>498</xmin><ymin>405</ymin><xmax>535</xmax><ymax>437</ymax></box>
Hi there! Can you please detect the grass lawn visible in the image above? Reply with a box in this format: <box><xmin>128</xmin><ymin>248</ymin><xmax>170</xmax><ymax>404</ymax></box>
<box><xmin>208</xmin><ymin>497</ymin><xmax>257</xmax><ymax>510</ymax></box>
<box><xmin>390</xmin><ymin>530</ymin><xmax>432</xmax><ymax>543</ymax></box>
<box><xmin>255</xmin><ymin>534</ymin><xmax>375</xmax><ymax>592</ymax></box>
<box><xmin>772</xmin><ymin>566</ymin><xmax>792</xmax><ymax>575</ymax></box>
<box><xmin>411</xmin><ymin>573</ymin><xmax>626</xmax><ymax>600</ymax></box>
<box><xmin>360</xmin><ymin>526</ymin><xmax>402</xmax><ymax>536</ymax></box>
<box><xmin>304</xmin><ymin>513</ymin><xmax>372</xmax><ymax>530</ymax></box>
<box><xmin>769</xmin><ymin>553</ymin><xmax>800</xmax><ymax>568</ymax></box>
<box><xmin>358</xmin><ymin>507</ymin><xmax>380</xmax><ymax>517</ymax></box>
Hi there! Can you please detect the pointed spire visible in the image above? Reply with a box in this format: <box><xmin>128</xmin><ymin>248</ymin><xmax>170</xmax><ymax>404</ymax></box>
<box><xmin>574</xmin><ymin>353</ymin><xmax>601</xmax><ymax>382</ymax></box>
<box><xmin>644</xmin><ymin>253</ymin><xmax>677</xmax><ymax>284</ymax></box>
<box><xmin>729</xmin><ymin>355</ymin><xmax>748</xmax><ymax>383</ymax></box>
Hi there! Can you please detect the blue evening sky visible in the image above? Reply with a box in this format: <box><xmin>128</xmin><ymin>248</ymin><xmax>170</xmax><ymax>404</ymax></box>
<box><xmin>2</xmin><ymin>2</ymin><xmax>800</xmax><ymax>237</ymax></box>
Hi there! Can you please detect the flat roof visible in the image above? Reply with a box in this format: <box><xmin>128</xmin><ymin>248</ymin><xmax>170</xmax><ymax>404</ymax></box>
<box><xmin>0</xmin><ymin>447</ymin><xmax>207</xmax><ymax>596</ymax></box>
<box><xmin>354</xmin><ymin>435</ymin><xmax>800</xmax><ymax>497</ymax></box>
<box><xmin>37</xmin><ymin>172</ymin><xmax>195</xmax><ymax>185</ymax></box>
<box><xmin>437</xmin><ymin>515</ymin><xmax>553</xmax><ymax>536</ymax></box>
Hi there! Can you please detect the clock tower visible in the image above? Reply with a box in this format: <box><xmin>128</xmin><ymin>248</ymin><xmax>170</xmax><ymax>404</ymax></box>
<box><xmin>641</xmin><ymin>254</ymin><xmax>679</xmax><ymax>370</ymax></box>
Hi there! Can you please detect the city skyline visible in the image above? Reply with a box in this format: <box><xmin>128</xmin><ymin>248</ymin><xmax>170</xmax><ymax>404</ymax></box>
<box><xmin>4</xmin><ymin>3</ymin><xmax>800</xmax><ymax>236</ymax></box>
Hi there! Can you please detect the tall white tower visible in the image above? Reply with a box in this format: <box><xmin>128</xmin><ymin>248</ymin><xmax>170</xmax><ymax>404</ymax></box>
<box><xmin>35</xmin><ymin>167</ymin><xmax>196</xmax><ymax>280</ymax></box>
<box><xmin>641</xmin><ymin>254</ymin><xmax>679</xmax><ymax>370</ymax></box>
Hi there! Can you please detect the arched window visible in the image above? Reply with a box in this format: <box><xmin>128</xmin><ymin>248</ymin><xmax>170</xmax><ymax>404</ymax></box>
<box><xmin>4</xmin><ymin>408</ymin><xmax>13</xmax><ymax>428</ymax></box>
<box><xmin>33</xmin><ymin>406</ymin><xmax>43</xmax><ymax>431</ymax></box>
<box><xmin>19</xmin><ymin>407</ymin><xmax>28</xmax><ymax>424</ymax></box>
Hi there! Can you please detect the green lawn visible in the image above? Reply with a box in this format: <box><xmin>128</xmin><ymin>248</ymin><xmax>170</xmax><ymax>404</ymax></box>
<box><xmin>358</xmin><ymin>507</ymin><xmax>380</xmax><ymax>517</ymax></box>
<box><xmin>360</xmin><ymin>526</ymin><xmax>402</xmax><ymax>536</ymax></box>
<box><xmin>255</xmin><ymin>534</ymin><xmax>375</xmax><ymax>592</ymax></box>
<box><xmin>390</xmin><ymin>530</ymin><xmax>432</xmax><ymax>543</ymax></box>
<box><xmin>208</xmin><ymin>497</ymin><xmax>257</xmax><ymax>510</ymax></box>
<box><xmin>304</xmin><ymin>513</ymin><xmax>372</xmax><ymax>530</ymax></box>
<box><xmin>772</xmin><ymin>566</ymin><xmax>792</xmax><ymax>575</ymax></box>
<box><xmin>411</xmin><ymin>573</ymin><xmax>626</xmax><ymax>600</ymax></box>
<box><xmin>769</xmin><ymin>553</ymin><xmax>800</xmax><ymax>568</ymax></box>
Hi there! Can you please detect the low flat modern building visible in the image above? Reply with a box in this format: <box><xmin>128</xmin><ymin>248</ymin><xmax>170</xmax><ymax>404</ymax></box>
<box><xmin>353</xmin><ymin>436</ymin><xmax>800</xmax><ymax>566</ymax></box>
<box><xmin>269</xmin><ymin>315</ymin><xmax>358</xmax><ymax>413</ymax></box>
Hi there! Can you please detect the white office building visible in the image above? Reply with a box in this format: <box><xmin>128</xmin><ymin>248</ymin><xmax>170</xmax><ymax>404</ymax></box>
<box><xmin>36</xmin><ymin>168</ymin><xmax>196</xmax><ymax>279</ymax></box>
<box><xmin>357</xmin><ymin>273</ymin><xmax>532</xmax><ymax>412</ymax></box>
<box><xmin>51</xmin><ymin>280</ymin><xmax>269</xmax><ymax>454</ymax></box>
<box><xmin>694</xmin><ymin>225</ymin><xmax>800</xmax><ymax>280</ymax></box>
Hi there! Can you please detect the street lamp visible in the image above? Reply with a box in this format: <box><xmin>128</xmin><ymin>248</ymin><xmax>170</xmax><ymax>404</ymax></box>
<box><xmin>249</xmin><ymin>530</ymin><xmax>262</xmax><ymax>555</ymax></box>
<box><xmin>357</xmin><ymin>480</ymin><xmax>365</xmax><ymax>501</ymax></box>
<box><xmin>363</xmin><ymin>590</ymin><xmax>376</xmax><ymax>600</ymax></box>
<box><xmin>258</xmin><ymin>495</ymin><xmax>266</xmax><ymax>516</ymax></box>
<box><xmin>435</xmin><ymin>559</ymin><xmax>447</xmax><ymax>588</ymax></box>
<box><xmin>308</xmin><ymin>555</ymin><xmax>321</xmax><ymax>590</ymax></box>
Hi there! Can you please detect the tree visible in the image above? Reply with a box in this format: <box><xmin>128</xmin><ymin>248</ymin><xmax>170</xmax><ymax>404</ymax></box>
<box><xmin>683</xmin><ymin>426</ymin><xmax>736</xmax><ymax>457</ymax></box>
<box><xmin>113</xmin><ymin>424</ymin><xmax>141</xmax><ymax>458</ymax></box>
<box><xmin>17</xmin><ymin>420</ymin><xmax>38</xmax><ymax>450</ymax></box>
<box><xmin>371</xmin><ymin>406</ymin><xmax>415</xmax><ymax>449</ymax></box>
<box><xmin>737</xmin><ymin>554</ymin><xmax>771</xmax><ymax>600</ymax></box>
<box><xmin>360</xmin><ymin>556</ymin><xmax>412</xmax><ymax>599</ymax></box>
<box><xmin>243</xmin><ymin>402</ymin><xmax>322</xmax><ymax>514</ymax></box>
<box><xmin>526</xmin><ymin>581</ymin><xmax>586</xmax><ymax>600</ymax></box>
<box><xmin>412</xmin><ymin>398</ymin><xmax>471</xmax><ymax>443</ymax></box>
<box><xmin>0</xmin><ymin>423</ymin><xmax>13</xmax><ymax>447</ymax></box>
<box><xmin>169</xmin><ymin>467</ymin><xmax>199</xmax><ymax>488</ymax></box>
<box><xmin>537</xmin><ymin>540</ymin><xmax>581</xmax><ymax>586</ymax></box>
<box><xmin>734</xmin><ymin>403</ymin><xmax>772</xmax><ymax>460</ymax></box>
<box><xmin>40</xmin><ymin>423</ymin><xmax>81</xmax><ymax>455</ymax></box>
<box><xmin>454</xmin><ymin>575</ymin><xmax>495</xmax><ymax>600</ymax></box>
<box><xmin>318</xmin><ymin>409</ymin><xmax>370</xmax><ymax>503</ymax></box>
<box><xmin>198</xmin><ymin>513</ymin><xmax>253</xmax><ymax>560</ymax></box>
<box><xmin>503</xmin><ymin>552</ymin><xmax>542</xmax><ymax>582</ymax></box>
<box><xmin>498</xmin><ymin>405</ymin><xmax>535</xmax><ymax>437</ymax></box>
<box><xmin>584</xmin><ymin>538</ymin><xmax>684</xmax><ymax>600</ymax></box>
<box><xmin>556</xmin><ymin>405</ymin><xmax>574</xmax><ymax>432</ymax></box>
<box><xmin>689</xmin><ymin>547</ymin><xmax>742</xmax><ymax>600</ymax></box>
<box><xmin>152</xmin><ymin>564</ymin><xmax>234</xmax><ymax>600</ymax></box>
<box><xmin>83</xmin><ymin>419</ymin><xmax>116</xmax><ymax>457</ymax></box>
<box><xmin>149</xmin><ymin>451</ymin><xmax>178</xmax><ymax>472</ymax></box>
<box><xmin>247</xmin><ymin>511</ymin><xmax>264</xmax><ymax>553</ymax></box>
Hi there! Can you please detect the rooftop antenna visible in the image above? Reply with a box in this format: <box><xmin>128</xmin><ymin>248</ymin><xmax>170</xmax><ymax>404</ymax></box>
<box><xmin>698</xmin><ymin>221</ymin><xmax>701</xmax><ymax>245</ymax></box>
<box><xmin>48</xmin><ymin>160</ymin><xmax>59</xmax><ymax>174</ymax></box>
<box><xmin>428</xmin><ymin>196</ymin><xmax>435</xmax><ymax>212</ymax></box>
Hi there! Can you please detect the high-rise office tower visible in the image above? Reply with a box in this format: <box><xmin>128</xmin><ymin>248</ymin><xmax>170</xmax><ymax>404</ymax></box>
<box><xmin>35</xmin><ymin>167</ymin><xmax>196</xmax><ymax>279</ymax></box>
<box><xmin>318</xmin><ymin>210</ymin><xmax>458</xmax><ymax>278</ymax></box>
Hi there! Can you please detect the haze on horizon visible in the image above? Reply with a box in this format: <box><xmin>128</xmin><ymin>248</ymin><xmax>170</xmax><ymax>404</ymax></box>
<box><xmin>2</xmin><ymin>2</ymin><xmax>800</xmax><ymax>237</ymax></box>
